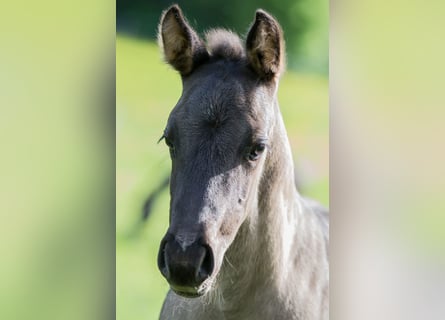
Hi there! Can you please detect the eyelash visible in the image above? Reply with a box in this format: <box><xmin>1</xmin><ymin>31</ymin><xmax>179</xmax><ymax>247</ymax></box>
<box><xmin>160</xmin><ymin>134</ymin><xmax>176</xmax><ymax>158</ymax></box>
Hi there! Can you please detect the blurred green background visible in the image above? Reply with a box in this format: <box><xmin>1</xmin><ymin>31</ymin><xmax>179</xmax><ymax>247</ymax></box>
<box><xmin>117</xmin><ymin>1</ymin><xmax>328</xmax><ymax>319</ymax></box>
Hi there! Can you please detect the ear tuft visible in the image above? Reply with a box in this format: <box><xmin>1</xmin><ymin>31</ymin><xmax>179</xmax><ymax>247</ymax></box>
<box><xmin>158</xmin><ymin>5</ymin><xmax>208</xmax><ymax>76</ymax></box>
<box><xmin>246</xmin><ymin>9</ymin><xmax>285</xmax><ymax>80</ymax></box>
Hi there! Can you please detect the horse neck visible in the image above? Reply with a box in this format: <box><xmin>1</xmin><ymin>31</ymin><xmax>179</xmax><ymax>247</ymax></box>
<box><xmin>214</xmin><ymin>100</ymin><xmax>302</xmax><ymax>306</ymax></box>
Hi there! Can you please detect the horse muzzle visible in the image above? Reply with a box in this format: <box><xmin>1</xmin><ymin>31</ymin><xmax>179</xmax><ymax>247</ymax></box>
<box><xmin>157</xmin><ymin>233</ymin><xmax>215</xmax><ymax>297</ymax></box>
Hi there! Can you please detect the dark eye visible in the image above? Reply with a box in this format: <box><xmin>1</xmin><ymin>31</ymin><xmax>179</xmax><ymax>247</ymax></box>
<box><xmin>160</xmin><ymin>134</ymin><xmax>176</xmax><ymax>158</ymax></box>
<box><xmin>166</xmin><ymin>140</ymin><xmax>177</xmax><ymax>158</ymax></box>
<box><xmin>247</xmin><ymin>143</ymin><xmax>266</xmax><ymax>161</ymax></box>
<box><xmin>164</xmin><ymin>137</ymin><xmax>173</xmax><ymax>148</ymax></box>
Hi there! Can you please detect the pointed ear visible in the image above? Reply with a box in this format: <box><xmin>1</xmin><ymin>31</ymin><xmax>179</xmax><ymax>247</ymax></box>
<box><xmin>246</xmin><ymin>10</ymin><xmax>285</xmax><ymax>80</ymax></box>
<box><xmin>158</xmin><ymin>5</ymin><xmax>209</xmax><ymax>76</ymax></box>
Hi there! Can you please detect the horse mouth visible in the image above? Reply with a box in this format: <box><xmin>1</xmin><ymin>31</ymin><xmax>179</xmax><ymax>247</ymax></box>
<box><xmin>172</xmin><ymin>289</ymin><xmax>202</xmax><ymax>298</ymax></box>
<box><xmin>170</xmin><ymin>285</ymin><xmax>203</xmax><ymax>298</ymax></box>
<box><xmin>170</xmin><ymin>277</ymin><xmax>215</xmax><ymax>298</ymax></box>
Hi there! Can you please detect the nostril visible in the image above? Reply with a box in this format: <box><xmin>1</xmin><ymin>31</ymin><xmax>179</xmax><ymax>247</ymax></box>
<box><xmin>157</xmin><ymin>240</ymin><xmax>170</xmax><ymax>279</ymax></box>
<box><xmin>196</xmin><ymin>245</ymin><xmax>214</xmax><ymax>283</ymax></box>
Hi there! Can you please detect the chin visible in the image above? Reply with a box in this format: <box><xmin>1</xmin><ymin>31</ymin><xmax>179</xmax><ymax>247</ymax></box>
<box><xmin>170</xmin><ymin>278</ymin><xmax>214</xmax><ymax>299</ymax></box>
<box><xmin>172</xmin><ymin>289</ymin><xmax>203</xmax><ymax>298</ymax></box>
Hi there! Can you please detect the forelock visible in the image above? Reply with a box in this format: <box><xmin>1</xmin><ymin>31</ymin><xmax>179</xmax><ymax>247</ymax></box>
<box><xmin>205</xmin><ymin>29</ymin><xmax>245</xmax><ymax>60</ymax></box>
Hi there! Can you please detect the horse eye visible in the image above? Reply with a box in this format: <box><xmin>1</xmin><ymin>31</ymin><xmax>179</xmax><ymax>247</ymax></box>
<box><xmin>164</xmin><ymin>137</ymin><xmax>173</xmax><ymax>148</ymax></box>
<box><xmin>247</xmin><ymin>143</ymin><xmax>266</xmax><ymax>161</ymax></box>
<box><xmin>162</xmin><ymin>136</ymin><xmax>176</xmax><ymax>158</ymax></box>
<box><xmin>159</xmin><ymin>134</ymin><xmax>174</xmax><ymax>148</ymax></box>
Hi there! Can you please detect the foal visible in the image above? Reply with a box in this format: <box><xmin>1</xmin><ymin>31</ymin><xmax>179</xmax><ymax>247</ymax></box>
<box><xmin>156</xmin><ymin>5</ymin><xmax>329</xmax><ymax>319</ymax></box>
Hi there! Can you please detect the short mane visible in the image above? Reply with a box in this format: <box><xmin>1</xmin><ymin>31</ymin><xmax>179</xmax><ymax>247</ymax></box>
<box><xmin>205</xmin><ymin>29</ymin><xmax>245</xmax><ymax>60</ymax></box>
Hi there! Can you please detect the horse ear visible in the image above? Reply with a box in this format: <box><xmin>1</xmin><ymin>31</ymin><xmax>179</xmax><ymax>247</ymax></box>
<box><xmin>158</xmin><ymin>5</ymin><xmax>209</xmax><ymax>76</ymax></box>
<box><xmin>246</xmin><ymin>10</ymin><xmax>285</xmax><ymax>80</ymax></box>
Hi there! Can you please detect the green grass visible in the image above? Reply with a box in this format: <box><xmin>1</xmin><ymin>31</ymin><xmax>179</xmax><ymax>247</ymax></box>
<box><xmin>116</xmin><ymin>34</ymin><xmax>328</xmax><ymax>320</ymax></box>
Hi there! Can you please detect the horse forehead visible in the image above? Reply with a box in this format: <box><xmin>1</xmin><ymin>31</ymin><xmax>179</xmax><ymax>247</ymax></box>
<box><xmin>177</xmin><ymin>81</ymin><xmax>249</xmax><ymax>126</ymax></box>
<box><xmin>186</xmin><ymin>75</ymin><xmax>247</xmax><ymax>102</ymax></box>
<box><xmin>172</xmin><ymin>64</ymin><xmax>272</xmax><ymax>133</ymax></box>
<box><xmin>182</xmin><ymin>73</ymin><xmax>273</xmax><ymax>117</ymax></box>
<box><xmin>185</xmin><ymin>61</ymin><xmax>254</xmax><ymax>94</ymax></box>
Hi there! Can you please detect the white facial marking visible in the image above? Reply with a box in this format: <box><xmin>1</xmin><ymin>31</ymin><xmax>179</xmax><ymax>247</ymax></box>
<box><xmin>175</xmin><ymin>233</ymin><xmax>198</xmax><ymax>251</ymax></box>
